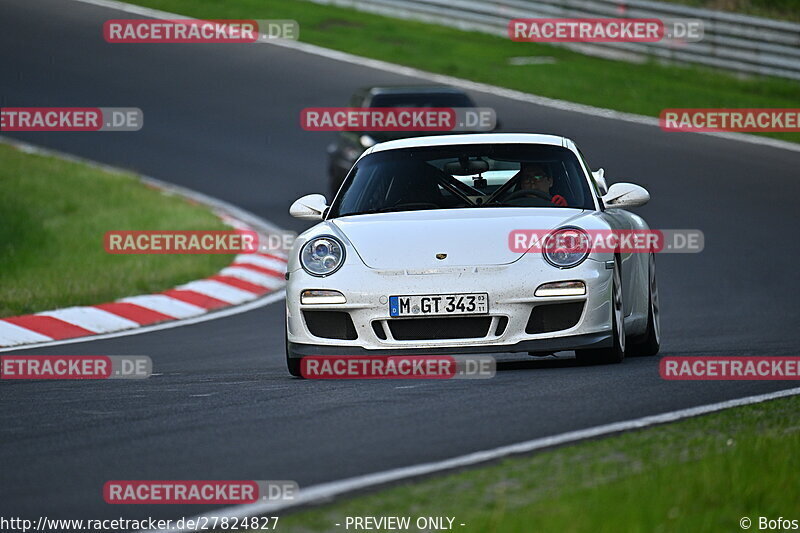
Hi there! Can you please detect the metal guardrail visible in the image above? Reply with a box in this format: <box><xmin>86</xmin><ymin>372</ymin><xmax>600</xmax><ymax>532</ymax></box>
<box><xmin>309</xmin><ymin>0</ymin><xmax>800</xmax><ymax>80</ymax></box>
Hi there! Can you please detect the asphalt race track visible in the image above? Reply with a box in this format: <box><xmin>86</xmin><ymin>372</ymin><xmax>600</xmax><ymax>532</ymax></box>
<box><xmin>1</xmin><ymin>0</ymin><xmax>800</xmax><ymax>524</ymax></box>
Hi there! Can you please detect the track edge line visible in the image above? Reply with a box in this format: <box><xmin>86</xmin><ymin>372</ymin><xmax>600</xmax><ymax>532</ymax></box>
<box><xmin>143</xmin><ymin>385</ymin><xmax>800</xmax><ymax>532</ymax></box>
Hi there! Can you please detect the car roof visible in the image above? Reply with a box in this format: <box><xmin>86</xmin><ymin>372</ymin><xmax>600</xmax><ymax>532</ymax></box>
<box><xmin>365</xmin><ymin>85</ymin><xmax>469</xmax><ymax>96</ymax></box>
<box><xmin>366</xmin><ymin>133</ymin><xmax>570</xmax><ymax>153</ymax></box>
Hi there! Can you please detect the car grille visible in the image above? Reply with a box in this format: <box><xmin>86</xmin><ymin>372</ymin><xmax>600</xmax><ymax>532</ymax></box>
<box><xmin>525</xmin><ymin>302</ymin><xmax>584</xmax><ymax>334</ymax></box>
<box><xmin>387</xmin><ymin>316</ymin><xmax>493</xmax><ymax>341</ymax></box>
<box><xmin>303</xmin><ymin>311</ymin><xmax>358</xmax><ymax>340</ymax></box>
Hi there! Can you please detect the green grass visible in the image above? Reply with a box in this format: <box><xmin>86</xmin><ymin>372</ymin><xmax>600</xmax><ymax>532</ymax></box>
<box><xmin>660</xmin><ymin>0</ymin><xmax>800</xmax><ymax>22</ymax></box>
<box><xmin>0</xmin><ymin>144</ymin><xmax>233</xmax><ymax>317</ymax></box>
<box><xmin>265</xmin><ymin>394</ymin><xmax>800</xmax><ymax>533</ymax></box>
<box><xmin>127</xmin><ymin>0</ymin><xmax>800</xmax><ymax>143</ymax></box>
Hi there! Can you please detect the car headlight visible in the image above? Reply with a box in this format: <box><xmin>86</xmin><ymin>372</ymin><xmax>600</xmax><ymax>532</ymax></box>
<box><xmin>543</xmin><ymin>227</ymin><xmax>590</xmax><ymax>269</ymax></box>
<box><xmin>300</xmin><ymin>235</ymin><xmax>346</xmax><ymax>276</ymax></box>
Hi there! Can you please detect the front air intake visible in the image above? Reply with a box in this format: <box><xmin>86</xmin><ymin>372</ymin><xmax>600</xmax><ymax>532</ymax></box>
<box><xmin>388</xmin><ymin>317</ymin><xmax>492</xmax><ymax>340</ymax></box>
<box><xmin>303</xmin><ymin>311</ymin><xmax>358</xmax><ymax>340</ymax></box>
<box><xmin>526</xmin><ymin>303</ymin><xmax>584</xmax><ymax>334</ymax></box>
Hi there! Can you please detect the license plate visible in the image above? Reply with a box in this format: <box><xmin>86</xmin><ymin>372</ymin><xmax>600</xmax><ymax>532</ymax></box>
<box><xmin>389</xmin><ymin>293</ymin><xmax>488</xmax><ymax>317</ymax></box>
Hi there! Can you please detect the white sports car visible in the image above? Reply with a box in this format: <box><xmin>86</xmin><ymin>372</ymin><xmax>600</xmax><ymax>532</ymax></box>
<box><xmin>285</xmin><ymin>134</ymin><xmax>660</xmax><ymax>376</ymax></box>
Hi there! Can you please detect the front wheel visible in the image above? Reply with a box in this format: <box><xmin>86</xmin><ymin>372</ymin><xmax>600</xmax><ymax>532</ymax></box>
<box><xmin>576</xmin><ymin>259</ymin><xmax>625</xmax><ymax>365</ymax></box>
<box><xmin>628</xmin><ymin>253</ymin><xmax>660</xmax><ymax>357</ymax></box>
<box><xmin>285</xmin><ymin>325</ymin><xmax>304</xmax><ymax>378</ymax></box>
<box><xmin>286</xmin><ymin>354</ymin><xmax>303</xmax><ymax>378</ymax></box>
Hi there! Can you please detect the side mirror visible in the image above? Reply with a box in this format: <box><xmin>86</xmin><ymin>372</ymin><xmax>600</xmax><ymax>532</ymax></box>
<box><xmin>602</xmin><ymin>183</ymin><xmax>650</xmax><ymax>208</ymax></box>
<box><xmin>289</xmin><ymin>194</ymin><xmax>328</xmax><ymax>220</ymax></box>
<box><xmin>592</xmin><ymin>168</ymin><xmax>608</xmax><ymax>195</ymax></box>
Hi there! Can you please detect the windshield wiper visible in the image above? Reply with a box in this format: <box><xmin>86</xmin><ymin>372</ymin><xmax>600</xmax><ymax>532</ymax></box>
<box><xmin>479</xmin><ymin>200</ymin><xmax>518</xmax><ymax>207</ymax></box>
<box><xmin>342</xmin><ymin>206</ymin><xmax>436</xmax><ymax>217</ymax></box>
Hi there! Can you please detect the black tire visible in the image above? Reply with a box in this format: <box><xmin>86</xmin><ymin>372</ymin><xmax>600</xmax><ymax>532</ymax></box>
<box><xmin>628</xmin><ymin>253</ymin><xmax>661</xmax><ymax>357</ymax></box>
<box><xmin>576</xmin><ymin>259</ymin><xmax>625</xmax><ymax>365</ymax></box>
<box><xmin>286</xmin><ymin>355</ymin><xmax>303</xmax><ymax>378</ymax></box>
<box><xmin>285</xmin><ymin>325</ymin><xmax>304</xmax><ymax>378</ymax></box>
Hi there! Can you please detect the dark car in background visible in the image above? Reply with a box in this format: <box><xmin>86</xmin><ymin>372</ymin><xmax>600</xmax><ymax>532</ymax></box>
<box><xmin>326</xmin><ymin>85</ymin><xmax>482</xmax><ymax>197</ymax></box>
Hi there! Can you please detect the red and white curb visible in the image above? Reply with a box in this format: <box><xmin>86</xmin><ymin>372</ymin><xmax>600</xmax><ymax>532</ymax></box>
<box><xmin>0</xmin><ymin>249</ymin><xmax>287</xmax><ymax>348</ymax></box>
<box><xmin>0</xmin><ymin>137</ymin><xmax>291</xmax><ymax>349</ymax></box>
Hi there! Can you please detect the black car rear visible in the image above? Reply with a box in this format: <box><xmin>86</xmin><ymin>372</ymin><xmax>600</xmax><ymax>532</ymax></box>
<box><xmin>326</xmin><ymin>85</ymin><xmax>480</xmax><ymax>197</ymax></box>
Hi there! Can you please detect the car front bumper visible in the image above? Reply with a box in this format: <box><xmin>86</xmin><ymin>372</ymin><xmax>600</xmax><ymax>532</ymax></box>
<box><xmin>286</xmin><ymin>257</ymin><xmax>614</xmax><ymax>359</ymax></box>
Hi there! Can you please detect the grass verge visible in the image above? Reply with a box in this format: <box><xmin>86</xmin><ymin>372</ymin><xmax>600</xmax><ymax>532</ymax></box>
<box><xmin>261</xmin><ymin>394</ymin><xmax>800</xmax><ymax>532</ymax></box>
<box><xmin>0</xmin><ymin>143</ymin><xmax>233</xmax><ymax>317</ymax></box>
<box><xmin>660</xmin><ymin>0</ymin><xmax>800</xmax><ymax>23</ymax></box>
<box><xmin>127</xmin><ymin>0</ymin><xmax>800</xmax><ymax>143</ymax></box>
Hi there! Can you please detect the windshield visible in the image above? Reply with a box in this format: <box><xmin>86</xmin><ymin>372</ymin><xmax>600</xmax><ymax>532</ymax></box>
<box><xmin>370</xmin><ymin>92</ymin><xmax>474</xmax><ymax>108</ymax></box>
<box><xmin>364</xmin><ymin>92</ymin><xmax>476</xmax><ymax>142</ymax></box>
<box><xmin>329</xmin><ymin>144</ymin><xmax>596</xmax><ymax>218</ymax></box>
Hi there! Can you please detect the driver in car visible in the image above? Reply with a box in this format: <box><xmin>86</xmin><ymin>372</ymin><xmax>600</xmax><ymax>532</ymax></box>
<box><xmin>514</xmin><ymin>163</ymin><xmax>568</xmax><ymax>207</ymax></box>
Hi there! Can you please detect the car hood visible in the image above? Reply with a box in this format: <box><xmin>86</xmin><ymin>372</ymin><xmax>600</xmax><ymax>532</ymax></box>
<box><xmin>331</xmin><ymin>208</ymin><xmax>591</xmax><ymax>269</ymax></box>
